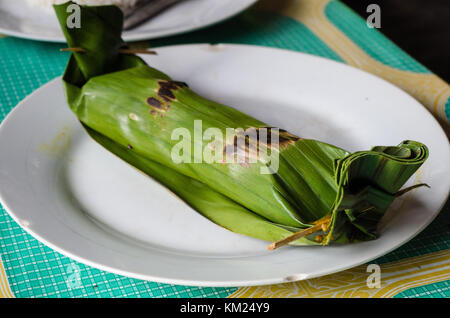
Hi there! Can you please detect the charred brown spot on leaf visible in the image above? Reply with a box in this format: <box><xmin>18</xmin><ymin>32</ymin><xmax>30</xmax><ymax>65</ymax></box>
<box><xmin>157</xmin><ymin>80</ymin><xmax>187</xmax><ymax>101</ymax></box>
<box><xmin>158</xmin><ymin>87</ymin><xmax>175</xmax><ymax>101</ymax></box>
<box><xmin>279</xmin><ymin>135</ymin><xmax>298</xmax><ymax>147</ymax></box>
<box><xmin>257</xmin><ymin>127</ymin><xmax>299</xmax><ymax>149</ymax></box>
<box><xmin>147</xmin><ymin>97</ymin><xmax>163</xmax><ymax>109</ymax></box>
<box><xmin>158</xmin><ymin>81</ymin><xmax>176</xmax><ymax>89</ymax></box>
<box><xmin>172</xmin><ymin>81</ymin><xmax>188</xmax><ymax>88</ymax></box>
<box><xmin>222</xmin><ymin>127</ymin><xmax>301</xmax><ymax>163</ymax></box>
<box><xmin>147</xmin><ymin>94</ymin><xmax>171</xmax><ymax>115</ymax></box>
<box><xmin>268</xmin><ymin>127</ymin><xmax>300</xmax><ymax>149</ymax></box>
<box><xmin>233</xmin><ymin>135</ymin><xmax>239</xmax><ymax>148</ymax></box>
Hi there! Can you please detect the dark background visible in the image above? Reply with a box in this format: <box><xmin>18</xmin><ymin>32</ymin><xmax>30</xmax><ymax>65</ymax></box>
<box><xmin>343</xmin><ymin>0</ymin><xmax>450</xmax><ymax>82</ymax></box>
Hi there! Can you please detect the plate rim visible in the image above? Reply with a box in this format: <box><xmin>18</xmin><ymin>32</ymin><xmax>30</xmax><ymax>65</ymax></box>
<box><xmin>0</xmin><ymin>43</ymin><xmax>449</xmax><ymax>287</ymax></box>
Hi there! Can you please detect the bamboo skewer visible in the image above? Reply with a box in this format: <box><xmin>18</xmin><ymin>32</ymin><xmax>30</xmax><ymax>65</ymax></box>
<box><xmin>267</xmin><ymin>215</ymin><xmax>332</xmax><ymax>250</ymax></box>
<box><xmin>60</xmin><ymin>47</ymin><xmax>157</xmax><ymax>55</ymax></box>
<box><xmin>267</xmin><ymin>182</ymin><xmax>430</xmax><ymax>250</ymax></box>
<box><xmin>117</xmin><ymin>48</ymin><xmax>157</xmax><ymax>55</ymax></box>
<box><xmin>60</xmin><ymin>47</ymin><xmax>86</xmax><ymax>53</ymax></box>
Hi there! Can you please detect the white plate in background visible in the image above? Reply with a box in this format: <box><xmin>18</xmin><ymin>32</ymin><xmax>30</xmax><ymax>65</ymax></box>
<box><xmin>0</xmin><ymin>0</ymin><xmax>257</xmax><ymax>42</ymax></box>
<box><xmin>0</xmin><ymin>44</ymin><xmax>448</xmax><ymax>286</ymax></box>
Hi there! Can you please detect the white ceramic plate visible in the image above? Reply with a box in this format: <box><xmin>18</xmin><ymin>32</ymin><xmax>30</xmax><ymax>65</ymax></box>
<box><xmin>0</xmin><ymin>44</ymin><xmax>449</xmax><ymax>287</ymax></box>
<box><xmin>0</xmin><ymin>0</ymin><xmax>257</xmax><ymax>42</ymax></box>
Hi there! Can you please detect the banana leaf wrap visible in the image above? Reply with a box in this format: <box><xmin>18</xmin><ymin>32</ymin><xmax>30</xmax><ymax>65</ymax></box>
<box><xmin>54</xmin><ymin>3</ymin><xmax>428</xmax><ymax>246</ymax></box>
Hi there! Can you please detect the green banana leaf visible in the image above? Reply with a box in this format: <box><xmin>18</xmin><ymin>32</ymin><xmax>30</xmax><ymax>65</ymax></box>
<box><xmin>54</xmin><ymin>2</ymin><xmax>428</xmax><ymax>246</ymax></box>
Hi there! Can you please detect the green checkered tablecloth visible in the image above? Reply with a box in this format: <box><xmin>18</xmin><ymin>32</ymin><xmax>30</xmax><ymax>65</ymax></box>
<box><xmin>0</xmin><ymin>0</ymin><xmax>449</xmax><ymax>298</ymax></box>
